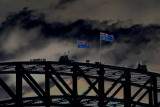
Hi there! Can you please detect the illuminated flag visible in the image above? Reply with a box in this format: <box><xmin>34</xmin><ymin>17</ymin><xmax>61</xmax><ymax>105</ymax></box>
<box><xmin>100</xmin><ymin>32</ymin><xmax>114</xmax><ymax>42</ymax></box>
<box><xmin>105</xmin><ymin>35</ymin><xmax>114</xmax><ymax>42</ymax></box>
<box><xmin>78</xmin><ymin>41</ymin><xmax>91</xmax><ymax>48</ymax></box>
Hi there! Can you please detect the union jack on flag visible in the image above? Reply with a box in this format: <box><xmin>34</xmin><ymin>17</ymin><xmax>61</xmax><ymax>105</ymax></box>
<box><xmin>100</xmin><ymin>32</ymin><xmax>108</xmax><ymax>40</ymax></box>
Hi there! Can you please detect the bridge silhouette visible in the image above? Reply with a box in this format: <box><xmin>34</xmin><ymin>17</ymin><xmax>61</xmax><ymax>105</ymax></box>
<box><xmin>0</xmin><ymin>61</ymin><xmax>160</xmax><ymax>107</ymax></box>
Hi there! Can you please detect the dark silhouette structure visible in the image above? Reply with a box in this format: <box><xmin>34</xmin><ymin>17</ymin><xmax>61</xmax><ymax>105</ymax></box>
<box><xmin>0</xmin><ymin>61</ymin><xmax>160</xmax><ymax>107</ymax></box>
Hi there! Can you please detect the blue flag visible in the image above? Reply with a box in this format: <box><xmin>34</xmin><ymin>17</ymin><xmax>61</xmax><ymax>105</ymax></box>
<box><xmin>100</xmin><ymin>32</ymin><xmax>114</xmax><ymax>42</ymax></box>
<box><xmin>78</xmin><ymin>41</ymin><xmax>91</xmax><ymax>48</ymax></box>
<box><xmin>105</xmin><ymin>35</ymin><xmax>114</xmax><ymax>42</ymax></box>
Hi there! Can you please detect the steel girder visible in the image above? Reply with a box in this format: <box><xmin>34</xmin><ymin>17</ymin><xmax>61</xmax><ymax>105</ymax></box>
<box><xmin>0</xmin><ymin>61</ymin><xmax>160</xmax><ymax>107</ymax></box>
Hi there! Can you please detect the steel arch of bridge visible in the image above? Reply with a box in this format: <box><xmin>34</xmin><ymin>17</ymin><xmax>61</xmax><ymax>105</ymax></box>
<box><xmin>0</xmin><ymin>61</ymin><xmax>160</xmax><ymax>107</ymax></box>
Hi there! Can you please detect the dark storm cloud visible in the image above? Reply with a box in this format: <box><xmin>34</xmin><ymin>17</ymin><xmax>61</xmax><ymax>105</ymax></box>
<box><xmin>0</xmin><ymin>8</ymin><xmax>97</xmax><ymax>40</ymax></box>
<box><xmin>0</xmin><ymin>8</ymin><xmax>160</xmax><ymax>69</ymax></box>
<box><xmin>0</xmin><ymin>8</ymin><xmax>49</xmax><ymax>60</ymax></box>
<box><xmin>54</xmin><ymin>0</ymin><xmax>76</xmax><ymax>9</ymax></box>
<box><xmin>0</xmin><ymin>7</ymin><xmax>42</xmax><ymax>32</ymax></box>
<box><xmin>1</xmin><ymin>0</ymin><xmax>160</xmax><ymax>24</ymax></box>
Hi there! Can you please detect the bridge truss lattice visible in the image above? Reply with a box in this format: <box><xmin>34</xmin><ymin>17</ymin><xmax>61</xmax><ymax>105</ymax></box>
<box><xmin>0</xmin><ymin>61</ymin><xmax>160</xmax><ymax>107</ymax></box>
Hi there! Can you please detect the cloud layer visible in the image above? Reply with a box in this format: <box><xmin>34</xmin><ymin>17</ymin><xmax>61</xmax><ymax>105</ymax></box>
<box><xmin>0</xmin><ymin>8</ymin><xmax>160</xmax><ymax>70</ymax></box>
<box><xmin>0</xmin><ymin>9</ymin><xmax>159</xmax><ymax>62</ymax></box>
<box><xmin>0</xmin><ymin>6</ymin><xmax>160</xmax><ymax>101</ymax></box>
<box><xmin>1</xmin><ymin>0</ymin><xmax>160</xmax><ymax>24</ymax></box>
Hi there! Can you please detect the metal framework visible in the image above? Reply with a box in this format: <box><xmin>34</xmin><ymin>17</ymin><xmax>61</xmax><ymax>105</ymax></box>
<box><xmin>0</xmin><ymin>61</ymin><xmax>160</xmax><ymax>107</ymax></box>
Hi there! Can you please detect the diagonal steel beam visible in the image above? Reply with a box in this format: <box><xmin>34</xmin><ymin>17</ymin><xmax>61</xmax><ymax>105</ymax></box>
<box><xmin>22</xmin><ymin>74</ymin><xmax>43</xmax><ymax>97</ymax></box>
<box><xmin>50</xmin><ymin>66</ymin><xmax>73</xmax><ymax>94</ymax></box>
<box><xmin>50</xmin><ymin>75</ymin><xmax>68</xmax><ymax>96</ymax></box>
<box><xmin>131</xmin><ymin>90</ymin><xmax>149</xmax><ymax>107</ymax></box>
<box><xmin>105</xmin><ymin>72</ymin><xmax>127</xmax><ymax>97</ymax></box>
<box><xmin>0</xmin><ymin>78</ymin><xmax>16</xmax><ymax>100</ymax></box>
<box><xmin>23</xmin><ymin>70</ymin><xmax>45</xmax><ymax>96</ymax></box>
<box><xmin>79</xmin><ymin>68</ymin><xmax>99</xmax><ymax>95</ymax></box>
<box><xmin>130</xmin><ymin>78</ymin><xmax>151</xmax><ymax>102</ymax></box>
<box><xmin>82</xmin><ymin>79</ymin><xmax>98</xmax><ymax>96</ymax></box>
<box><xmin>104</xmin><ymin>84</ymin><xmax>123</xmax><ymax>105</ymax></box>
<box><xmin>20</xmin><ymin>65</ymin><xmax>48</xmax><ymax>105</ymax></box>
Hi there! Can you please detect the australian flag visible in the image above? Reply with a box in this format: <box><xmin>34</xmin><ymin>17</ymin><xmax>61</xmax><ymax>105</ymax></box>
<box><xmin>105</xmin><ymin>35</ymin><xmax>114</xmax><ymax>42</ymax></box>
<box><xmin>78</xmin><ymin>41</ymin><xmax>91</xmax><ymax>48</ymax></box>
<box><xmin>100</xmin><ymin>32</ymin><xmax>114</xmax><ymax>42</ymax></box>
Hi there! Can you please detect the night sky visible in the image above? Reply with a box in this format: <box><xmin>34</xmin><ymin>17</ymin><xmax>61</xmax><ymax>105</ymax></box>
<box><xmin>1</xmin><ymin>0</ymin><xmax>160</xmax><ymax>72</ymax></box>
<box><xmin>0</xmin><ymin>0</ymin><xmax>160</xmax><ymax>69</ymax></box>
<box><xmin>0</xmin><ymin>0</ymin><xmax>160</xmax><ymax>102</ymax></box>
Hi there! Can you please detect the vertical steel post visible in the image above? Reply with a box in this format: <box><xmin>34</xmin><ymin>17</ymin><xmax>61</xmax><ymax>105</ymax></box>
<box><xmin>97</xmin><ymin>65</ymin><xmax>105</xmax><ymax>106</ymax></box>
<box><xmin>15</xmin><ymin>64</ymin><xmax>23</xmax><ymax>107</ymax></box>
<box><xmin>44</xmin><ymin>64</ymin><xmax>51</xmax><ymax>107</ymax></box>
<box><xmin>149</xmin><ymin>86</ymin><xmax>153</xmax><ymax>106</ymax></box>
<box><xmin>72</xmin><ymin>65</ymin><xmax>78</xmax><ymax>106</ymax></box>
<box><xmin>124</xmin><ymin>71</ymin><xmax>131</xmax><ymax>107</ymax></box>
<box><xmin>152</xmin><ymin>76</ymin><xmax>158</xmax><ymax>107</ymax></box>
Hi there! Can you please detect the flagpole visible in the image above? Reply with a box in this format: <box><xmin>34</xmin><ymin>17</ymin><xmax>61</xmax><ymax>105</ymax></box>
<box><xmin>100</xmin><ymin>32</ymin><xmax>101</xmax><ymax>64</ymax></box>
<box><xmin>77</xmin><ymin>40</ymin><xmax>78</xmax><ymax>61</ymax></box>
